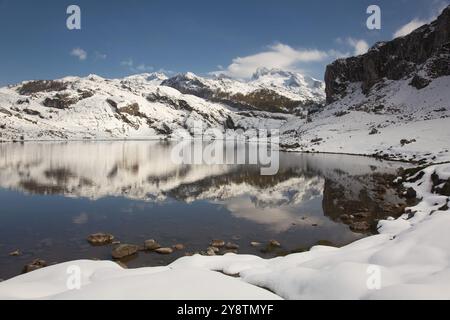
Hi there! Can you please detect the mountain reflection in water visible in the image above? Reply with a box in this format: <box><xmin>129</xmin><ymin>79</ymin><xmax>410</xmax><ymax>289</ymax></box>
<box><xmin>0</xmin><ymin>141</ymin><xmax>409</xmax><ymax>280</ymax></box>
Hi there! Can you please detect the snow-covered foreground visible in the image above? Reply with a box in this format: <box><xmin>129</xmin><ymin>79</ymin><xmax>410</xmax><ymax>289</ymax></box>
<box><xmin>0</xmin><ymin>163</ymin><xmax>449</xmax><ymax>300</ymax></box>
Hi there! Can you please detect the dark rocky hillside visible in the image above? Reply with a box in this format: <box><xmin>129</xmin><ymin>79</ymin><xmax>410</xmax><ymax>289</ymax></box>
<box><xmin>325</xmin><ymin>5</ymin><xmax>450</xmax><ymax>103</ymax></box>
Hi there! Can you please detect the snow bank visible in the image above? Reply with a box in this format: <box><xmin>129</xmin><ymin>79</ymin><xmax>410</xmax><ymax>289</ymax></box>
<box><xmin>0</xmin><ymin>260</ymin><xmax>280</xmax><ymax>300</ymax></box>
<box><xmin>0</xmin><ymin>164</ymin><xmax>449</xmax><ymax>300</ymax></box>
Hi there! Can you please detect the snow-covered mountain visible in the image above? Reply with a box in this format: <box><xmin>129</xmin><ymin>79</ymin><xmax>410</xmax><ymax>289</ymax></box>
<box><xmin>0</xmin><ymin>69</ymin><xmax>316</xmax><ymax>141</ymax></box>
<box><xmin>161</xmin><ymin>68</ymin><xmax>325</xmax><ymax>113</ymax></box>
<box><xmin>0</xmin><ymin>73</ymin><xmax>239</xmax><ymax>141</ymax></box>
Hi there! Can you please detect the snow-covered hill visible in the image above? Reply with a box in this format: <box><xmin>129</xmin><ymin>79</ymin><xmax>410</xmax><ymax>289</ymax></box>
<box><xmin>0</xmin><ymin>73</ymin><xmax>238</xmax><ymax>141</ymax></box>
<box><xmin>0</xmin><ymin>69</ymin><xmax>311</xmax><ymax>141</ymax></box>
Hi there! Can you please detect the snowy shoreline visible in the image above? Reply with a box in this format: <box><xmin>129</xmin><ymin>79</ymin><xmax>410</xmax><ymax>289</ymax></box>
<box><xmin>0</xmin><ymin>162</ymin><xmax>449</xmax><ymax>300</ymax></box>
<box><xmin>0</xmin><ymin>138</ymin><xmax>439</xmax><ymax>167</ymax></box>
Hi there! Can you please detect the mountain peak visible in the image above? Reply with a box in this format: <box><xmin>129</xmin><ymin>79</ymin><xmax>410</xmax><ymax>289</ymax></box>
<box><xmin>251</xmin><ymin>67</ymin><xmax>293</xmax><ymax>80</ymax></box>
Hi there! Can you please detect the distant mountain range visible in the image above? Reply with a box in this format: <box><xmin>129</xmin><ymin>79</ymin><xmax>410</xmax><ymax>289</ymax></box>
<box><xmin>161</xmin><ymin>68</ymin><xmax>325</xmax><ymax>113</ymax></box>
<box><xmin>0</xmin><ymin>67</ymin><xmax>322</xmax><ymax>142</ymax></box>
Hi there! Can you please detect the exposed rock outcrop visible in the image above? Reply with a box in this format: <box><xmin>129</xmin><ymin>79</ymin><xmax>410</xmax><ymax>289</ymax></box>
<box><xmin>325</xmin><ymin>6</ymin><xmax>450</xmax><ymax>103</ymax></box>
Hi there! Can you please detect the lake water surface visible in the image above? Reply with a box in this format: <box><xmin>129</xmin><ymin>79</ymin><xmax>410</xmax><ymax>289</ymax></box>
<box><xmin>0</xmin><ymin>141</ymin><xmax>409</xmax><ymax>280</ymax></box>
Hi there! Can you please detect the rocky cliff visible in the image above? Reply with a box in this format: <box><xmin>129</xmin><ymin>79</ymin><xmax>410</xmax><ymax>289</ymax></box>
<box><xmin>325</xmin><ymin>5</ymin><xmax>450</xmax><ymax>103</ymax></box>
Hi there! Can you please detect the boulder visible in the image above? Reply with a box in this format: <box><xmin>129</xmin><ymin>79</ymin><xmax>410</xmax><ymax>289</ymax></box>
<box><xmin>22</xmin><ymin>259</ymin><xmax>47</xmax><ymax>274</ymax></box>
<box><xmin>155</xmin><ymin>247</ymin><xmax>173</xmax><ymax>255</ymax></box>
<box><xmin>87</xmin><ymin>233</ymin><xmax>114</xmax><ymax>246</ymax></box>
<box><xmin>144</xmin><ymin>239</ymin><xmax>161</xmax><ymax>251</ymax></box>
<box><xmin>112</xmin><ymin>244</ymin><xmax>139</xmax><ymax>259</ymax></box>
<box><xmin>269</xmin><ymin>240</ymin><xmax>281</xmax><ymax>247</ymax></box>
<box><xmin>225</xmin><ymin>242</ymin><xmax>239</xmax><ymax>250</ymax></box>
<box><xmin>172</xmin><ymin>244</ymin><xmax>185</xmax><ymax>250</ymax></box>
<box><xmin>210</xmin><ymin>240</ymin><xmax>225</xmax><ymax>248</ymax></box>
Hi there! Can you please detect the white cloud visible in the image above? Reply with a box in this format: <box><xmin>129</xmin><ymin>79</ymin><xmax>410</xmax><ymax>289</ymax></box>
<box><xmin>157</xmin><ymin>68</ymin><xmax>175</xmax><ymax>75</ymax></box>
<box><xmin>213</xmin><ymin>43</ymin><xmax>343</xmax><ymax>79</ymax></box>
<box><xmin>94</xmin><ymin>51</ymin><xmax>107</xmax><ymax>60</ymax></box>
<box><xmin>121</xmin><ymin>58</ymin><xmax>154</xmax><ymax>73</ymax></box>
<box><xmin>135</xmin><ymin>64</ymin><xmax>154</xmax><ymax>72</ymax></box>
<box><xmin>120</xmin><ymin>58</ymin><xmax>134</xmax><ymax>67</ymax></box>
<box><xmin>393</xmin><ymin>2</ymin><xmax>449</xmax><ymax>38</ymax></box>
<box><xmin>346</xmin><ymin>38</ymin><xmax>369</xmax><ymax>55</ymax></box>
<box><xmin>393</xmin><ymin>19</ymin><xmax>427</xmax><ymax>38</ymax></box>
<box><xmin>70</xmin><ymin>48</ymin><xmax>87</xmax><ymax>61</ymax></box>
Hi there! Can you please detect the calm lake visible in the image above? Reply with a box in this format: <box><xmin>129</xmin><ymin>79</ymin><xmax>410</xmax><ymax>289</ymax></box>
<box><xmin>0</xmin><ymin>141</ymin><xmax>408</xmax><ymax>280</ymax></box>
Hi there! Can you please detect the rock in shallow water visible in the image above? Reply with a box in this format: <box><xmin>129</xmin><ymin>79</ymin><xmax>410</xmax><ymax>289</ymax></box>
<box><xmin>155</xmin><ymin>247</ymin><xmax>173</xmax><ymax>254</ymax></box>
<box><xmin>354</xmin><ymin>212</ymin><xmax>371</xmax><ymax>219</ymax></box>
<box><xmin>172</xmin><ymin>244</ymin><xmax>185</xmax><ymax>250</ymax></box>
<box><xmin>112</xmin><ymin>244</ymin><xmax>139</xmax><ymax>259</ymax></box>
<box><xmin>9</xmin><ymin>250</ymin><xmax>21</xmax><ymax>257</ymax></box>
<box><xmin>210</xmin><ymin>240</ymin><xmax>225</xmax><ymax>248</ymax></box>
<box><xmin>87</xmin><ymin>233</ymin><xmax>114</xmax><ymax>246</ymax></box>
<box><xmin>144</xmin><ymin>239</ymin><xmax>161</xmax><ymax>251</ymax></box>
<box><xmin>225</xmin><ymin>242</ymin><xmax>239</xmax><ymax>250</ymax></box>
<box><xmin>350</xmin><ymin>221</ymin><xmax>371</xmax><ymax>232</ymax></box>
<box><xmin>22</xmin><ymin>259</ymin><xmax>47</xmax><ymax>274</ymax></box>
<box><xmin>269</xmin><ymin>240</ymin><xmax>281</xmax><ymax>247</ymax></box>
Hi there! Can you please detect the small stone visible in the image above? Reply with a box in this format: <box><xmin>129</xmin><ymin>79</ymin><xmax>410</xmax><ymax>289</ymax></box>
<box><xmin>87</xmin><ymin>233</ymin><xmax>114</xmax><ymax>246</ymax></box>
<box><xmin>206</xmin><ymin>247</ymin><xmax>216</xmax><ymax>256</ymax></box>
<box><xmin>112</xmin><ymin>244</ymin><xmax>139</xmax><ymax>259</ymax></box>
<box><xmin>144</xmin><ymin>239</ymin><xmax>161</xmax><ymax>251</ymax></box>
<box><xmin>112</xmin><ymin>241</ymin><xmax>121</xmax><ymax>245</ymax></box>
<box><xmin>155</xmin><ymin>247</ymin><xmax>173</xmax><ymax>254</ymax></box>
<box><xmin>209</xmin><ymin>246</ymin><xmax>220</xmax><ymax>253</ymax></box>
<box><xmin>116</xmin><ymin>261</ymin><xmax>128</xmax><ymax>269</ymax></box>
<box><xmin>405</xmin><ymin>187</ymin><xmax>417</xmax><ymax>199</ymax></box>
<box><xmin>172</xmin><ymin>244</ymin><xmax>185</xmax><ymax>250</ymax></box>
<box><xmin>22</xmin><ymin>259</ymin><xmax>47</xmax><ymax>274</ymax></box>
<box><xmin>369</xmin><ymin>128</ymin><xmax>379</xmax><ymax>135</ymax></box>
<box><xmin>312</xmin><ymin>223</ymin><xmax>318</xmax><ymax>227</ymax></box>
<box><xmin>350</xmin><ymin>221</ymin><xmax>371</xmax><ymax>232</ymax></box>
<box><xmin>210</xmin><ymin>240</ymin><xmax>225</xmax><ymax>248</ymax></box>
<box><xmin>354</xmin><ymin>212</ymin><xmax>371</xmax><ymax>219</ymax></box>
<box><xmin>250</xmin><ymin>242</ymin><xmax>261</xmax><ymax>247</ymax></box>
<box><xmin>9</xmin><ymin>250</ymin><xmax>21</xmax><ymax>256</ymax></box>
<box><xmin>223</xmin><ymin>249</ymin><xmax>238</xmax><ymax>254</ymax></box>
<box><xmin>269</xmin><ymin>240</ymin><xmax>281</xmax><ymax>247</ymax></box>
<box><xmin>225</xmin><ymin>242</ymin><xmax>239</xmax><ymax>250</ymax></box>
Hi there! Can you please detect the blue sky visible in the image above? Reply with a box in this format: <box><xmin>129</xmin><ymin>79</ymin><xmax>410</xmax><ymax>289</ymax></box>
<box><xmin>0</xmin><ymin>0</ymin><xmax>448</xmax><ymax>85</ymax></box>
